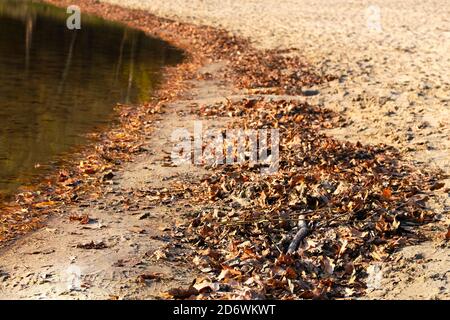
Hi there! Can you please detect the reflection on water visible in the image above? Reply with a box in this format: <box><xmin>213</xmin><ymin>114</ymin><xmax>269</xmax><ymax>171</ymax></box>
<box><xmin>0</xmin><ymin>0</ymin><xmax>184</xmax><ymax>198</ymax></box>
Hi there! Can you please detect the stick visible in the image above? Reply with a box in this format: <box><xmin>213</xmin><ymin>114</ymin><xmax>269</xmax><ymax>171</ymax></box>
<box><xmin>287</xmin><ymin>215</ymin><xmax>309</xmax><ymax>254</ymax></box>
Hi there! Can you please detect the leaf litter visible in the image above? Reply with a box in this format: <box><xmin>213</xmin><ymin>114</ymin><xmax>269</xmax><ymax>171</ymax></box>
<box><xmin>172</xmin><ymin>98</ymin><xmax>446</xmax><ymax>299</ymax></box>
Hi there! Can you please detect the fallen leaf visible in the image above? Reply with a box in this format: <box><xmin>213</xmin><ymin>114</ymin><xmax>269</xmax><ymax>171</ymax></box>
<box><xmin>165</xmin><ymin>286</ymin><xmax>198</xmax><ymax>299</ymax></box>
<box><xmin>76</xmin><ymin>241</ymin><xmax>107</xmax><ymax>250</ymax></box>
<box><xmin>69</xmin><ymin>214</ymin><xmax>91</xmax><ymax>225</ymax></box>
<box><xmin>382</xmin><ymin>188</ymin><xmax>392</xmax><ymax>199</ymax></box>
<box><xmin>193</xmin><ymin>280</ymin><xmax>220</xmax><ymax>292</ymax></box>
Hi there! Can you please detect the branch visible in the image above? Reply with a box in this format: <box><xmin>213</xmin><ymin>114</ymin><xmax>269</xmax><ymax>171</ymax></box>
<box><xmin>287</xmin><ymin>215</ymin><xmax>309</xmax><ymax>254</ymax></box>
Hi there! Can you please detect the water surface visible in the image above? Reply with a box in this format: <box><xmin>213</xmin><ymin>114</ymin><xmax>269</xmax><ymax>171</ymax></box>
<box><xmin>0</xmin><ymin>0</ymin><xmax>184</xmax><ymax>198</ymax></box>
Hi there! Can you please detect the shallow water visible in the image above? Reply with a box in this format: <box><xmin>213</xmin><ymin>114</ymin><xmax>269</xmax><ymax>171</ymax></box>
<box><xmin>0</xmin><ymin>0</ymin><xmax>183</xmax><ymax>198</ymax></box>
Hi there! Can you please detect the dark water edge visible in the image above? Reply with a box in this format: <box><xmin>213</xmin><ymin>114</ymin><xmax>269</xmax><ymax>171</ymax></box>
<box><xmin>0</xmin><ymin>0</ymin><xmax>184</xmax><ymax>199</ymax></box>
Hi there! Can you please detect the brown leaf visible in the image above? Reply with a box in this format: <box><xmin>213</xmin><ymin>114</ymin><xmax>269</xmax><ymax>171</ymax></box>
<box><xmin>34</xmin><ymin>201</ymin><xmax>57</xmax><ymax>209</ymax></box>
<box><xmin>166</xmin><ymin>286</ymin><xmax>199</xmax><ymax>299</ymax></box>
<box><xmin>137</xmin><ymin>273</ymin><xmax>163</xmax><ymax>283</ymax></box>
<box><xmin>430</xmin><ymin>182</ymin><xmax>445</xmax><ymax>191</ymax></box>
<box><xmin>276</xmin><ymin>253</ymin><xmax>294</xmax><ymax>266</ymax></box>
<box><xmin>193</xmin><ymin>280</ymin><xmax>220</xmax><ymax>293</ymax></box>
<box><xmin>382</xmin><ymin>188</ymin><xmax>392</xmax><ymax>199</ymax></box>
<box><xmin>284</xmin><ymin>267</ymin><xmax>297</xmax><ymax>279</ymax></box>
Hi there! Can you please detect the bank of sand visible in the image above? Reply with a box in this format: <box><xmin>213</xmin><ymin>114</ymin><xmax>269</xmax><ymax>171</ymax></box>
<box><xmin>100</xmin><ymin>0</ymin><xmax>450</xmax><ymax>299</ymax></box>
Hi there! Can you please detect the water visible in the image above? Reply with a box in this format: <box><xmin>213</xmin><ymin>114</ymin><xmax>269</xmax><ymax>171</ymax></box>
<box><xmin>0</xmin><ymin>0</ymin><xmax>184</xmax><ymax>198</ymax></box>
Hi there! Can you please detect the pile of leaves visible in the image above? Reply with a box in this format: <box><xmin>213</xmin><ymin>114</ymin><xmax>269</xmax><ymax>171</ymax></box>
<box><xmin>2</xmin><ymin>0</ymin><xmax>331</xmax><ymax>244</ymax></box>
<box><xmin>172</xmin><ymin>98</ymin><xmax>445</xmax><ymax>299</ymax></box>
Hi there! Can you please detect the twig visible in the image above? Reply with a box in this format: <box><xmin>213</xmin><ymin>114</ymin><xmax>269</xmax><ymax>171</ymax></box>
<box><xmin>287</xmin><ymin>215</ymin><xmax>309</xmax><ymax>254</ymax></box>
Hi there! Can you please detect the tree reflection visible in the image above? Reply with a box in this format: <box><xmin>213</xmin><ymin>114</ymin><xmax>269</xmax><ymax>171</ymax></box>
<box><xmin>0</xmin><ymin>0</ymin><xmax>184</xmax><ymax>199</ymax></box>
